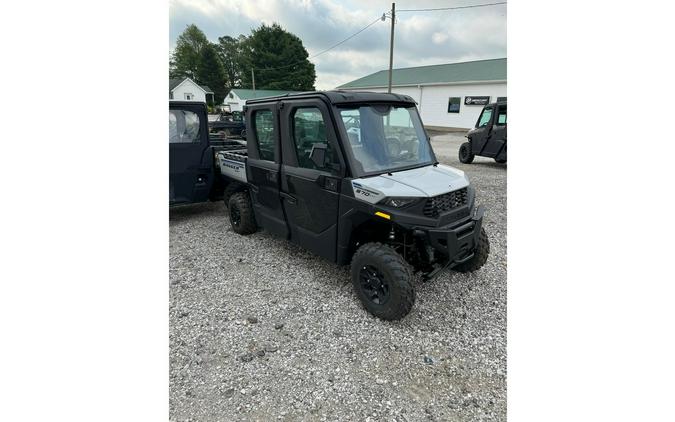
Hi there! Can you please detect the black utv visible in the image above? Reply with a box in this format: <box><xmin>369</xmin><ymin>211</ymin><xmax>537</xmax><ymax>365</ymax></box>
<box><xmin>459</xmin><ymin>101</ymin><xmax>507</xmax><ymax>164</ymax></box>
<box><xmin>215</xmin><ymin>91</ymin><xmax>491</xmax><ymax>320</ymax></box>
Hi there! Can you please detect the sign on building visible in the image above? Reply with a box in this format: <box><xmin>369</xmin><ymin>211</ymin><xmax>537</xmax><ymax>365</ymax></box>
<box><xmin>464</xmin><ymin>96</ymin><xmax>491</xmax><ymax>105</ymax></box>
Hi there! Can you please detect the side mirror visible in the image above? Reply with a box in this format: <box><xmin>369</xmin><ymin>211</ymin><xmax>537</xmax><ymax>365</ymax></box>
<box><xmin>309</xmin><ymin>143</ymin><xmax>328</xmax><ymax>168</ymax></box>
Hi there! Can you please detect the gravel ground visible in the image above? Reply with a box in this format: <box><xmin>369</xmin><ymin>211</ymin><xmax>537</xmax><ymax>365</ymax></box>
<box><xmin>170</xmin><ymin>132</ymin><xmax>506</xmax><ymax>421</ymax></box>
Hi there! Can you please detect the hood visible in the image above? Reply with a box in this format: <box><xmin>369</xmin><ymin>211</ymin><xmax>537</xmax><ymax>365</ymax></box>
<box><xmin>350</xmin><ymin>164</ymin><xmax>469</xmax><ymax>204</ymax></box>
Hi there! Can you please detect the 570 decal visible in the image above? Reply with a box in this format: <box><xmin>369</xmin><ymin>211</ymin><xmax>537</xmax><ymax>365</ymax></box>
<box><xmin>351</xmin><ymin>182</ymin><xmax>382</xmax><ymax>203</ymax></box>
<box><xmin>355</xmin><ymin>187</ymin><xmax>376</xmax><ymax>197</ymax></box>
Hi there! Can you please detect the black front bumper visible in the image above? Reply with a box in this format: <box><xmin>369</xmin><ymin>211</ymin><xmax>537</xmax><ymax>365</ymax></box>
<box><xmin>420</xmin><ymin>205</ymin><xmax>485</xmax><ymax>272</ymax></box>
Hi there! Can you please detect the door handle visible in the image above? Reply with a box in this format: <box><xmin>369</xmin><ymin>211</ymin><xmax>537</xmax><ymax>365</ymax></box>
<box><xmin>280</xmin><ymin>192</ymin><xmax>297</xmax><ymax>205</ymax></box>
<box><xmin>266</xmin><ymin>171</ymin><xmax>278</xmax><ymax>183</ymax></box>
<box><xmin>317</xmin><ymin>175</ymin><xmax>339</xmax><ymax>192</ymax></box>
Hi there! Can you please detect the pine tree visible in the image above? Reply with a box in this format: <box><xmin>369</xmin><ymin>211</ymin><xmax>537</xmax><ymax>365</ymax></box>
<box><xmin>196</xmin><ymin>43</ymin><xmax>226</xmax><ymax>104</ymax></box>
<box><xmin>239</xmin><ymin>23</ymin><xmax>316</xmax><ymax>91</ymax></box>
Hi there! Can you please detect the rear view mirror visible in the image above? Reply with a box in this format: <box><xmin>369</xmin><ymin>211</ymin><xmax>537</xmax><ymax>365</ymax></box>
<box><xmin>310</xmin><ymin>143</ymin><xmax>327</xmax><ymax>168</ymax></box>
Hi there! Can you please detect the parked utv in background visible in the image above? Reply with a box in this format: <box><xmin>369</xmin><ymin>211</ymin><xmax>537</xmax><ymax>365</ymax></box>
<box><xmin>215</xmin><ymin>91</ymin><xmax>490</xmax><ymax>320</ymax></box>
<box><xmin>169</xmin><ymin>101</ymin><xmax>246</xmax><ymax>205</ymax></box>
<box><xmin>208</xmin><ymin>111</ymin><xmax>246</xmax><ymax>138</ymax></box>
<box><xmin>459</xmin><ymin>101</ymin><xmax>507</xmax><ymax>164</ymax></box>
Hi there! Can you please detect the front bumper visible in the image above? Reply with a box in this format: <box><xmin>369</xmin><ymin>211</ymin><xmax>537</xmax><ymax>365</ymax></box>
<box><xmin>419</xmin><ymin>205</ymin><xmax>485</xmax><ymax>271</ymax></box>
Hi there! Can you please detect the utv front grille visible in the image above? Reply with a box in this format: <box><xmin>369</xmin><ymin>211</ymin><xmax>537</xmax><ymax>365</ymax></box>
<box><xmin>423</xmin><ymin>188</ymin><xmax>469</xmax><ymax>218</ymax></box>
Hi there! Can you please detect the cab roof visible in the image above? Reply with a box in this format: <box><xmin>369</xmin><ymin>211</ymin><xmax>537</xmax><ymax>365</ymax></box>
<box><xmin>244</xmin><ymin>90</ymin><xmax>417</xmax><ymax>106</ymax></box>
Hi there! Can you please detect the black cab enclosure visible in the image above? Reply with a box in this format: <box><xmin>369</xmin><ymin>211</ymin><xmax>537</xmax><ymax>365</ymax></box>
<box><xmin>220</xmin><ymin>91</ymin><xmax>491</xmax><ymax>320</ymax></box>
<box><xmin>169</xmin><ymin>100</ymin><xmax>246</xmax><ymax>205</ymax></box>
<box><xmin>169</xmin><ymin>101</ymin><xmax>216</xmax><ymax>204</ymax></box>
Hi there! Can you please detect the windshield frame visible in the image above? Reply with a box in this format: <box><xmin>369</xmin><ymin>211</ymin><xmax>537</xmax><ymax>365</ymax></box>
<box><xmin>332</xmin><ymin>102</ymin><xmax>436</xmax><ymax>178</ymax></box>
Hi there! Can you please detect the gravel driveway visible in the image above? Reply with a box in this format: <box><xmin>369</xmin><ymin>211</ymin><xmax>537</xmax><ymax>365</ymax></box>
<box><xmin>170</xmin><ymin>132</ymin><xmax>506</xmax><ymax>421</ymax></box>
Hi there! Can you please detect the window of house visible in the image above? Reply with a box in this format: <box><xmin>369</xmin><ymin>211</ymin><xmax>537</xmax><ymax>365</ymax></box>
<box><xmin>291</xmin><ymin>107</ymin><xmax>334</xmax><ymax>169</ymax></box>
<box><xmin>229</xmin><ymin>92</ymin><xmax>234</xmax><ymax>99</ymax></box>
<box><xmin>447</xmin><ymin>97</ymin><xmax>461</xmax><ymax>113</ymax></box>
<box><xmin>169</xmin><ymin>110</ymin><xmax>201</xmax><ymax>143</ymax></box>
<box><xmin>184</xmin><ymin>93</ymin><xmax>193</xmax><ymax>100</ymax></box>
<box><xmin>477</xmin><ymin>107</ymin><xmax>493</xmax><ymax>127</ymax></box>
<box><xmin>497</xmin><ymin>96</ymin><xmax>507</xmax><ymax>102</ymax></box>
<box><xmin>253</xmin><ymin>110</ymin><xmax>275</xmax><ymax>161</ymax></box>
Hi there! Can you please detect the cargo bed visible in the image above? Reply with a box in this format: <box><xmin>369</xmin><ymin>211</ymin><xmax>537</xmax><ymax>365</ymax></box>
<box><xmin>216</xmin><ymin>147</ymin><xmax>248</xmax><ymax>183</ymax></box>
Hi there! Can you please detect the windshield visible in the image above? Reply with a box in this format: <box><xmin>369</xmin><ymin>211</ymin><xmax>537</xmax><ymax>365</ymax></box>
<box><xmin>338</xmin><ymin>105</ymin><xmax>433</xmax><ymax>176</ymax></box>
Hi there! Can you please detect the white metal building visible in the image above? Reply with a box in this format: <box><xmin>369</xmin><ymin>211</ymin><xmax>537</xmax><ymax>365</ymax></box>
<box><xmin>337</xmin><ymin>58</ymin><xmax>506</xmax><ymax>130</ymax></box>
<box><xmin>169</xmin><ymin>77</ymin><xmax>214</xmax><ymax>103</ymax></box>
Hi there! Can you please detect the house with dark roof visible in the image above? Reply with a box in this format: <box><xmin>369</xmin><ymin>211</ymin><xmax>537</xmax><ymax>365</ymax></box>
<box><xmin>169</xmin><ymin>77</ymin><xmax>215</xmax><ymax>103</ymax></box>
<box><xmin>337</xmin><ymin>58</ymin><xmax>506</xmax><ymax>130</ymax></box>
<box><xmin>223</xmin><ymin>88</ymin><xmax>303</xmax><ymax>112</ymax></box>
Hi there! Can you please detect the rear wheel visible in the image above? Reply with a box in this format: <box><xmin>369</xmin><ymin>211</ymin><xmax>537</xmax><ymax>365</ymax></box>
<box><xmin>350</xmin><ymin>243</ymin><xmax>415</xmax><ymax>320</ymax></box>
<box><xmin>495</xmin><ymin>158</ymin><xmax>507</xmax><ymax>164</ymax></box>
<box><xmin>223</xmin><ymin>183</ymin><xmax>243</xmax><ymax>206</ymax></box>
<box><xmin>228</xmin><ymin>192</ymin><xmax>257</xmax><ymax>235</ymax></box>
<box><xmin>459</xmin><ymin>142</ymin><xmax>475</xmax><ymax>164</ymax></box>
<box><xmin>454</xmin><ymin>227</ymin><xmax>490</xmax><ymax>273</ymax></box>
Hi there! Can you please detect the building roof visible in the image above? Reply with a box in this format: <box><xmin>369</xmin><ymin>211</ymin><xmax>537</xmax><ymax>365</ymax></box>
<box><xmin>169</xmin><ymin>77</ymin><xmax>213</xmax><ymax>94</ymax></box>
<box><xmin>230</xmin><ymin>89</ymin><xmax>304</xmax><ymax>100</ymax></box>
<box><xmin>337</xmin><ymin>58</ymin><xmax>506</xmax><ymax>89</ymax></box>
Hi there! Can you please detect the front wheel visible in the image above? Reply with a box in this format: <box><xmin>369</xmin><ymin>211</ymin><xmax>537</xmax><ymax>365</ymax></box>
<box><xmin>459</xmin><ymin>142</ymin><xmax>475</xmax><ymax>164</ymax></box>
<box><xmin>454</xmin><ymin>227</ymin><xmax>490</xmax><ymax>273</ymax></box>
<box><xmin>350</xmin><ymin>243</ymin><xmax>415</xmax><ymax>320</ymax></box>
<box><xmin>228</xmin><ymin>192</ymin><xmax>257</xmax><ymax>235</ymax></box>
<box><xmin>495</xmin><ymin>158</ymin><xmax>507</xmax><ymax>164</ymax></box>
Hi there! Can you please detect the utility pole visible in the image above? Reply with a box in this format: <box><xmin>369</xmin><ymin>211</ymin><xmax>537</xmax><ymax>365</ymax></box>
<box><xmin>251</xmin><ymin>69</ymin><xmax>256</xmax><ymax>93</ymax></box>
<box><xmin>387</xmin><ymin>2</ymin><xmax>395</xmax><ymax>93</ymax></box>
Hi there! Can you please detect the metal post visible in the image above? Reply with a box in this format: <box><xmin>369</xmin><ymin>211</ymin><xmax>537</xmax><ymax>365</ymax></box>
<box><xmin>387</xmin><ymin>2</ymin><xmax>395</xmax><ymax>93</ymax></box>
<box><xmin>251</xmin><ymin>69</ymin><xmax>256</xmax><ymax>92</ymax></box>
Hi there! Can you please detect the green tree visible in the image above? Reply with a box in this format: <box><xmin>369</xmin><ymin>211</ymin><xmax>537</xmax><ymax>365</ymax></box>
<box><xmin>239</xmin><ymin>23</ymin><xmax>316</xmax><ymax>90</ymax></box>
<box><xmin>170</xmin><ymin>24</ymin><xmax>209</xmax><ymax>79</ymax></box>
<box><xmin>217</xmin><ymin>35</ymin><xmax>247</xmax><ymax>88</ymax></box>
<box><xmin>196</xmin><ymin>43</ymin><xmax>227</xmax><ymax>104</ymax></box>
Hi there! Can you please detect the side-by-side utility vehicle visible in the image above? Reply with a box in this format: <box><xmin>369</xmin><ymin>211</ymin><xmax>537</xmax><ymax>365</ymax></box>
<box><xmin>170</xmin><ymin>92</ymin><xmax>490</xmax><ymax>320</ymax></box>
<box><xmin>169</xmin><ymin>101</ymin><xmax>247</xmax><ymax>205</ymax></box>
<box><xmin>459</xmin><ymin>101</ymin><xmax>507</xmax><ymax>164</ymax></box>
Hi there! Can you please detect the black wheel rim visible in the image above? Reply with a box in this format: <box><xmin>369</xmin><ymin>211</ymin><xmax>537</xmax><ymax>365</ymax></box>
<box><xmin>359</xmin><ymin>265</ymin><xmax>390</xmax><ymax>305</ymax></box>
<box><xmin>230</xmin><ymin>205</ymin><xmax>241</xmax><ymax>227</ymax></box>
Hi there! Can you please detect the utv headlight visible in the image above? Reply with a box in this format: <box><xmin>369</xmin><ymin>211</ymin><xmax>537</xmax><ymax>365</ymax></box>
<box><xmin>380</xmin><ymin>197</ymin><xmax>420</xmax><ymax>208</ymax></box>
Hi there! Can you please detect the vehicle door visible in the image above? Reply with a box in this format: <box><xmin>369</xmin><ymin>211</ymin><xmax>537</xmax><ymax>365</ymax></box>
<box><xmin>484</xmin><ymin>104</ymin><xmax>507</xmax><ymax>157</ymax></box>
<box><xmin>471</xmin><ymin>105</ymin><xmax>494</xmax><ymax>155</ymax></box>
<box><xmin>169</xmin><ymin>103</ymin><xmax>213</xmax><ymax>204</ymax></box>
<box><xmin>279</xmin><ymin>100</ymin><xmax>344</xmax><ymax>261</ymax></box>
<box><xmin>245</xmin><ymin>104</ymin><xmax>289</xmax><ymax>238</ymax></box>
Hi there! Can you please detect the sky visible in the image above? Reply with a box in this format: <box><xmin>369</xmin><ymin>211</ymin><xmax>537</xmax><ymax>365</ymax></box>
<box><xmin>169</xmin><ymin>0</ymin><xmax>506</xmax><ymax>90</ymax></box>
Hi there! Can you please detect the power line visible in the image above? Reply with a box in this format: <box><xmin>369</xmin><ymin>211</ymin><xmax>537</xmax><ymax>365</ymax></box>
<box><xmin>254</xmin><ymin>15</ymin><xmax>384</xmax><ymax>72</ymax></box>
<box><xmin>250</xmin><ymin>1</ymin><xmax>506</xmax><ymax>80</ymax></box>
<box><xmin>308</xmin><ymin>16</ymin><xmax>383</xmax><ymax>60</ymax></box>
<box><xmin>397</xmin><ymin>1</ymin><xmax>506</xmax><ymax>12</ymax></box>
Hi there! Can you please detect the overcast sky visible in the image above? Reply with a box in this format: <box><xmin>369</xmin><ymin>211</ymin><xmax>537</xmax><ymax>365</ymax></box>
<box><xmin>169</xmin><ymin>0</ymin><xmax>506</xmax><ymax>90</ymax></box>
